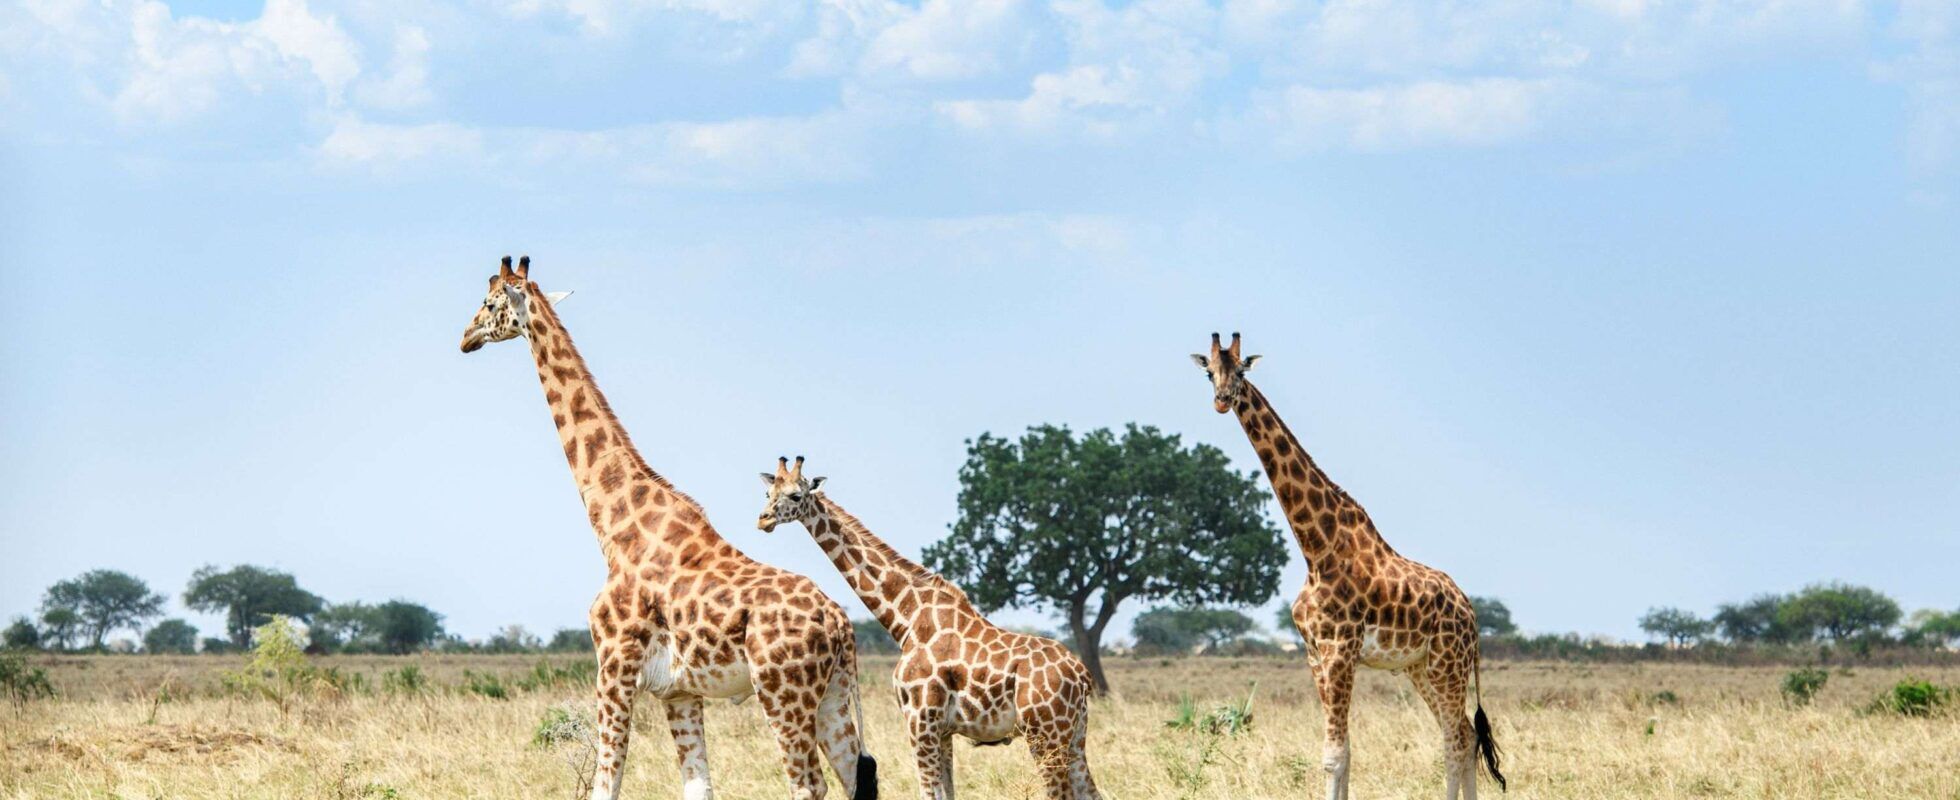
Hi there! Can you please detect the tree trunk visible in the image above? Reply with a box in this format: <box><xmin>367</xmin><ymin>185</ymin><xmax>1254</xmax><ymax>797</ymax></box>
<box><xmin>1068</xmin><ymin>593</ymin><xmax>1125</xmax><ymax>697</ymax></box>
<box><xmin>1067</xmin><ymin>600</ymin><xmax>1110</xmax><ymax>696</ymax></box>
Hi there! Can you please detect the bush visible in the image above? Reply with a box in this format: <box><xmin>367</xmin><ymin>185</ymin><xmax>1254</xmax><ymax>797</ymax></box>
<box><xmin>1865</xmin><ymin>679</ymin><xmax>1951</xmax><ymax>717</ymax></box>
<box><xmin>461</xmin><ymin>670</ymin><xmax>509</xmax><ymax>700</ymax></box>
<box><xmin>1781</xmin><ymin>667</ymin><xmax>1829</xmax><ymax>706</ymax></box>
<box><xmin>1</xmin><ymin>652</ymin><xmax>56</xmax><ymax>704</ymax></box>
<box><xmin>221</xmin><ymin>615</ymin><xmax>334</xmax><ymax>712</ymax></box>
<box><xmin>515</xmin><ymin>660</ymin><xmax>595</xmax><ymax>692</ymax></box>
<box><xmin>382</xmin><ymin>665</ymin><xmax>427</xmax><ymax>696</ymax></box>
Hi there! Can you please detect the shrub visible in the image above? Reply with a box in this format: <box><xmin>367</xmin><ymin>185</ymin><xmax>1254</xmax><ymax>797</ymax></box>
<box><xmin>1865</xmin><ymin>679</ymin><xmax>1951</xmax><ymax>717</ymax></box>
<box><xmin>382</xmin><ymin>665</ymin><xmax>427</xmax><ymax>696</ymax></box>
<box><xmin>220</xmin><ymin>615</ymin><xmax>340</xmax><ymax>712</ymax></box>
<box><xmin>461</xmin><ymin>670</ymin><xmax>509</xmax><ymax>700</ymax></box>
<box><xmin>1781</xmin><ymin>667</ymin><xmax>1829</xmax><ymax>706</ymax></box>
<box><xmin>515</xmin><ymin>660</ymin><xmax>595</xmax><ymax>692</ymax></box>
<box><xmin>1</xmin><ymin>652</ymin><xmax>56</xmax><ymax>704</ymax></box>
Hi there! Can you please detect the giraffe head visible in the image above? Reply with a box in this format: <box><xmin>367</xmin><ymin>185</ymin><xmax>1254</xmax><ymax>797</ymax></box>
<box><xmin>458</xmin><ymin>255</ymin><xmax>570</xmax><ymax>353</ymax></box>
<box><xmin>1190</xmin><ymin>331</ymin><xmax>1261</xmax><ymax>413</ymax></box>
<box><xmin>756</xmin><ymin>456</ymin><xmax>826</xmax><ymax>533</ymax></box>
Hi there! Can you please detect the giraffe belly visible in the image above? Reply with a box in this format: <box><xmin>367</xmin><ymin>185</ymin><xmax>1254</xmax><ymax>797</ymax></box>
<box><xmin>953</xmin><ymin>700</ymin><xmax>1018</xmax><ymax>745</ymax></box>
<box><xmin>641</xmin><ymin>639</ymin><xmax>755</xmax><ymax>701</ymax></box>
<box><xmin>1359</xmin><ymin>627</ymin><xmax>1425</xmax><ymax>671</ymax></box>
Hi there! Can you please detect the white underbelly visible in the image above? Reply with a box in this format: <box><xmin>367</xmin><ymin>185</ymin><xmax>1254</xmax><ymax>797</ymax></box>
<box><xmin>641</xmin><ymin>639</ymin><xmax>754</xmax><ymax>701</ymax></box>
<box><xmin>954</xmin><ymin>700</ymin><xmax>1018</xmax><ymax>744</ymax></box>
<box><xmin>1359</xmin><ymin>628</ymin><xmax>1425</xmax><ymax>670</ymax></box>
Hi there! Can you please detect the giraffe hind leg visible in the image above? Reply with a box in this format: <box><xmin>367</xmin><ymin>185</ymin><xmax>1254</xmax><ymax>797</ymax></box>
<box><xmin>1407</xmin><ymin>662</ymin><xmax>1477</xmax><ymax>800</ymax></box>
<box><xmin>757</xmin><ymin>665</ymin><xmax>834</xmax><ymax>800</ymax></box>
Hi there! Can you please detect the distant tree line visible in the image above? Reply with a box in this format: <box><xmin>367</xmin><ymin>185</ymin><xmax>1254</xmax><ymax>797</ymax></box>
<box><xmin>1637</xmin><ymin>583</ymin><xmax>1958</xmax><ymax>652</ymax></box>
<box><xmin>1</xmin><ymin>565</ymin><xmax>597</xmax><ymax>656</ymax></box>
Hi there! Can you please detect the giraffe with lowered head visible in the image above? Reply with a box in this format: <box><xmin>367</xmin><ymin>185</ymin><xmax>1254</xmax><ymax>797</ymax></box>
<box><xmin>757</xmin><ymin>456</ymin><xmax>1102</xmax><ymax>800</ymax></box>
<box><xmin>1192</xmin><ymin>333</ymin><xmax>1505</xmax><ymax>800</ymax></box>
<box><xmin>459</xmin><ymin>256</ymin><xmax>878</xmax><ymax>800</ymax></box>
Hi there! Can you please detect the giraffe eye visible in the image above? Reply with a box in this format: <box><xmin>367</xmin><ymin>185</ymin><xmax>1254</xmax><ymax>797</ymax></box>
<box><xmin>790</xmin><ymin>492</ymin><xmax>803</xmax><ymax>501</ymax></box>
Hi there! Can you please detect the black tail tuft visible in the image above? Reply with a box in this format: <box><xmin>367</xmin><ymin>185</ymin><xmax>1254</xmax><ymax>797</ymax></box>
<box><xmin>1474</xmin><ymin>704</ymin><xmax>1506</xmax><ymax>792</ymax></box>
<box><xmin>853</xmin><ymin>753</ymin><xmax>879</xmax><ymax>800</ymax></box>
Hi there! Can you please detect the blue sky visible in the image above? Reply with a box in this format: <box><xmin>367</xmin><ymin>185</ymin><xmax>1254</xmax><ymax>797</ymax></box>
<box><xmin>1</xmin><ymin>0</ymin><xmax>1955</xmax><ymax>647</ymax></box>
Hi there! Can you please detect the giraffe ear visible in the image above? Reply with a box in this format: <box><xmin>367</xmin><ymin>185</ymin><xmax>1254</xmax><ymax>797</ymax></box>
<box><xmin>807</xmin><ymin>476</ymin><xmax>826</xmax><ymax>491</ymax></box>
<box><xmin>1240</xmin><ymin>354</ymin><xmax>1261</xmax><ymax>372</ymax></box>
<box><xmin>1190</xmin><ymin>354</ymin><xmax>1210</xmax><ymax>369</ymax></box>
<box><xmin>545</xmin><ymin>291</ymin><xmax>572</xmax><ymax>306</ymax></box>
<box><xmin>759</xmin><ymin>472</ymin><xmax>777</xmax><ymax>487</ymax></box>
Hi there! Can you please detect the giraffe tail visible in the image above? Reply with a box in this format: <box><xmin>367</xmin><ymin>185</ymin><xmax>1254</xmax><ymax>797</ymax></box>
<box><xmin>1473</xmin><ymin>652</ymin><xmax>1507</xmax><ymax>792</ymax></box>
<box><xmin>850</xmin><ymin>678</ymin><xmax>878</xmax><ymax>800</ymax></box>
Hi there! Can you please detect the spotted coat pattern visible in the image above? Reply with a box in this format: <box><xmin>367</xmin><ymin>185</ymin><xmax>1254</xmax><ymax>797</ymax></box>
<box><xmin>1195</xmin><ymin>333</ymin><xmax>1504</xmax><ymax>800</ymax></box>
<box><xmin>757</xmin><ymin>458</ymin><xmax>1101</xmax><ymax>800</ymax></box>
<box><xmin>461</xmin><ymin>257</ymin><xmax>875</xmax><ymax>800</ymax></box>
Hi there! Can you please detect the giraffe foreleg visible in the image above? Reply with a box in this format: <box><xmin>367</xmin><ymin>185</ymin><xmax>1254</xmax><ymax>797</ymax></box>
<box><xmin>902</xmin><ymin>695</ymin><xmax>953</xmax><ymax>800</ymax></box>
<box><xmin>1312</xmin><ymin>639</ymin><xmax>1360</xmax><ymax>800</ymax></box>
<box><xmin>658</xmin><ymin>696</ymin><xmax>715</xmax><ymax>800</ymax></box>
<box><xmin>590</xmin><ymin>637</ymin><xmax>650</xmax><ymax>800</ymax></box>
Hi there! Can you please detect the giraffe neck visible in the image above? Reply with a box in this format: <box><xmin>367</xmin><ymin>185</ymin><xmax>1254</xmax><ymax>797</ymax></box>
<box><xmin>1233</xmin><ymin>381</ymin><xmax>1393</xmax><ymax>573</ymax></box>
<box><xmin>804</xmin><ymin>496</ymin><xmax>971</xmax><ymax>647</ymax></box>
<box><xmin>518</xmin><ymin>283</ymin><xmax>713</xmax><ymax>557</ymax></box>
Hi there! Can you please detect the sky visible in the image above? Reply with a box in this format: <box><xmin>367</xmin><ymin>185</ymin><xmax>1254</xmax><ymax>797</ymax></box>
<box><xmin>1</xmin><ymin>0</ymin><xmax>1956</xmax><ymax>648</ymax></box>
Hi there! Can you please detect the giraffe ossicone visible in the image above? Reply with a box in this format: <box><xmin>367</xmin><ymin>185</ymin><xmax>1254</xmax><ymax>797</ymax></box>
<box><xmin>459</xmin><ymin>256</ymin><xmax>880</xmax><ymax>800</ymax></box>
<box><xmin>758</xmin><ymin>456</ymin><xmax>1103</xmax><ymax>800</ymax></box>
<box><xmin>1196</xmin><ymin>331</ymin><xmax>1506</xmax><ymax>800</ymax></box>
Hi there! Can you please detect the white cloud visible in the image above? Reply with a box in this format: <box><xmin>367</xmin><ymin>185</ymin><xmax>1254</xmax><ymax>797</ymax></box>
<box><xmin>1236</xmin><ymin>78</ymin><xmax>1569</xmax><ymax>153</ymax></box>
<box><xmin>859</xmin><ymin>0</ymin><xmax>1034</xmax><ymax>81</ymax></box>
<box><xmin>314</xmin><ymin>110</ymin><xmax>874</xmax><ymax>189</ymax></box>
<box><xmin>316</xmin><ymin>116</ymin><xmax>481</xmax><ymax>163</ymax></box>
<box><xmin>354</xmin><ymin>25</ymin><xmax>430</xmax><ymax>110</ymax></box>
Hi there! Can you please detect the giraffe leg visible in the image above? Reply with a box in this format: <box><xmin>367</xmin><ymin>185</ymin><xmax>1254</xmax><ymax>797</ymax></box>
<box><xmin>591</xmin><ymin>638</ymin><xmax>650</xmax><ymax>800</ymax></box>
<box><xmin>816</xmin><ymin>658</ymin><xmax>866</xmax><ymax>799</ymax></box>
<box><xmin>1408</xmin><ymin>663</ymin><xmax>1477</xmax><ymax>800</ymax></box>
<box><xmin>1024</xmin><ymin>729</ymin><xmax>1071</xmax><ymax>800</ymax></box>
<box><xmin>757</xmin><ymin>666</ymin><xmax>832</xmax><ymax>800</ymax></box>
<box><xmin>1065</xmin><ymin>708</ymin><xmax>1101</xmax><ymax>800</ymax></box>
<box><xmin>661</xmin><ymin>695</ymin><xmax>716</xmax><ymax>800</ymax></box>
<box><xmin>904</xmin><ymin>702</ymin><xmax>952</xmax><ymax>800</ymax></box>
<box><xmin>1312</xmin><ymin>640</ymin><xmax>1360</xmax><ymax>800</ymax></box>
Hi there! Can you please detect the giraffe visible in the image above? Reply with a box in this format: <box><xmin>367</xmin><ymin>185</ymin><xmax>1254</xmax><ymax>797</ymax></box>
<box><xmin>458</xmin><ymin>256</ymin><xmax>878</xmax><ymax>800</ymax></box>
<box><xmin>1191</xmin><ymin>332</ymin><xmax>1506</xmax><ymax>800</ymax></box>
<box><xmin>756</xmin><ymin>457</ymin><xmax>1102</xmax><ymax>800</ymax></box>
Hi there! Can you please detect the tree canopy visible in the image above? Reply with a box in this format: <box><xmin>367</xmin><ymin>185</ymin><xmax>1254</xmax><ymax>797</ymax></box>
<box><xmin>923</xmin><ymin>424</ymin><xmax>1284</xmax><ymax>694</ymax></box>
<box><xmin>1778</xmin><ymin>583</ymin><xmax>1901</xmax><ymax>642</ymax></box>
<box><xmin>371</xmin><ymin>600</ymin><xmax>445</xmax><ymax>654</ymax></box>
<box><xmin>1639</xmin><ymin>606</ymin><xmax>1713</xmax><ymax>648</ymax></box>
<box><xmin>1131</xmin><ymin>606</ymin><xmax>1257</xmax><ymax>654</ymax></box>
<box><xmin>143</xmin><ymin>619</ymin><xmax>199</xmax><ymax>654</ymax></box>
<box><xmin>42</xmin><ymin>569</ymin><xmax>165</xmax><ymax>650</ymax></box>
<box><xmin>183</xmin><ymin>565</ymin><xmax>325</xmax><ymax>647</ymax></box>
<box><xmin>1469</xmin><ymin>596</ymin><xmax>1517</xmax><ymax>637</ymax></box>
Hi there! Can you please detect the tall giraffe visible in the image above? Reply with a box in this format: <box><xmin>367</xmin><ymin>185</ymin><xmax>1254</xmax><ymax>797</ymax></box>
<box><xmin>756</xmin><ymin>457</ymin><xmax>1101</xmax><ymax>800</ymax></box>
<box><xmin>459</xmin><ymin>256</ymin><xmax>878</xmax><ymax>800</ymax></box>
<box><xmin>1192</xmin><ymin>333</ymin><xmax>1505</xmax><ymax>800</ymax></box>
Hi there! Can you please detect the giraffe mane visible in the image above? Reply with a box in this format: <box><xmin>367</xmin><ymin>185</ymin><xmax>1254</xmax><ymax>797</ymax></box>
<box><xmin>818</xmin><ymin>496</ymin><xmax>976</xmax><ymax>608</ymax></box>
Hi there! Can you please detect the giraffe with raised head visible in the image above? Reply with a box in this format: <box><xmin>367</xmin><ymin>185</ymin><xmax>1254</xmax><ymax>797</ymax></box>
<box><xmin>756</xmin><ymin>456</ymin><xmax>1102</xmax><ymax>800</ymax></box>
<box><xmin>459</xmin><ymin>256</ymin><xmax>878</xmax><ymax>800</ymax></box>
<box><xmin>1192</xmin><ymin>332</ymin><xmax>1506</xmax><ymax>800</ymax></box>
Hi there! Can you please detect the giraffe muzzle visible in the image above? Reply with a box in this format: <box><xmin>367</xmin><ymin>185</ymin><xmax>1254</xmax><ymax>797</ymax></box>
<box><xmin>756</xmin><ymin>515</ymin><xmax>778</xmax><ymax>533</ymax></box>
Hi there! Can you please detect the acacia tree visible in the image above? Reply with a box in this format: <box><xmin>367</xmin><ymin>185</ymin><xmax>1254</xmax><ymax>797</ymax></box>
<box><xmin>42</xmin><ymin>570</ymin><xmax>166</xmax><ymax>650</ymax></box>
<box><xmin>183</xmin><ymin>565</ymin><xmax>324</xmax><ymax>647</ymax></box>
<box><xmin>143</xmin><ymin>619</ymin><xmax>199</xmax><ymax>654</ymax></box>
<box><xmin>1778</xmin><ymin>583</ymin><xmax>1901</xmax><ymax>643</ymax></box>
<box><xmin>1639</xmin><ymin>607</ymin><xmax>1713</xmax><ymax>648</ymax></box>
<box><xmin>924</xmin><ymin>424</ymin><xmax>1284</xmax><ymax>694</ymax></box>
<box><xmin>1469</xmin><ymin>596</ymin><xmax>1517</xmax><ymax>637</ymax></box>
<box><xmin>1131</xmin><ymin>606</ymin><xmax>1257</xmax><ymax>653</ymax></box>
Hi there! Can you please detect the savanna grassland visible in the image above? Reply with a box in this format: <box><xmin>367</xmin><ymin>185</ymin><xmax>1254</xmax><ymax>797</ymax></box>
<box><xmin>4</xmin><ymin>654</ymin><xmax>1957</xmax><ymax>799</ymax></box>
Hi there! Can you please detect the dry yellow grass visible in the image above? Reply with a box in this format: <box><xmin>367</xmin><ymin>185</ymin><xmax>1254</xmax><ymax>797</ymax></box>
<box><xmin>4</xmin><ymin>655</ymin><xmax>1957</xmax><ymax>799</ymax></box>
